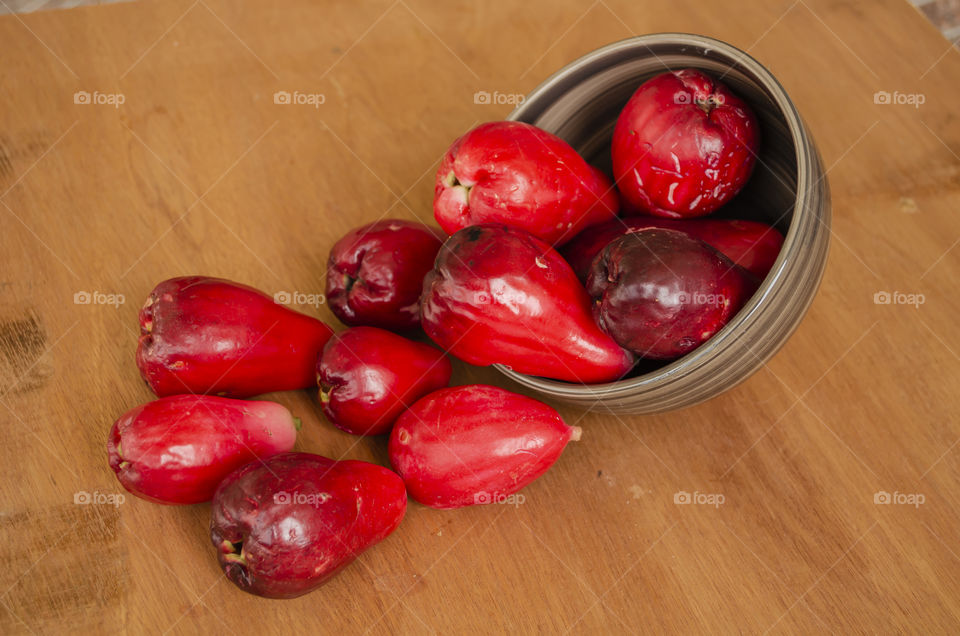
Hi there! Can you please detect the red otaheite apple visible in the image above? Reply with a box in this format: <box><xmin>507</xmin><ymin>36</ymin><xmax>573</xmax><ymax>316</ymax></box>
<box><xmin>137</xmin><ymin>276</ymin><xmax>333</xmax><ymax>398</ymax></box>
<box><xmin>107</xmin><ymin>395</ymin><xmax>298</xmax><ymax>505</ymax></box>
<box><xmin>586</xmin><ymin>229</ymin><xmax>759</xmax><ymax>360</ymax></box>
<box><xmin>317</xmin><ymin>326</ymin><xmax>452</xmax><ymax>436</ymax></box>
<box><xmin>420</xmin><ymin>224</ymin><xmax>635</xmax><ymax>384</ymax></box>
<box><xmin>388</xmin><ymin>384</ymin><xmax>581</xmax><ymax>509</ymax></box>
<box><xmin>210</xmin><ymin>452</ymin><xmax>406</xmax><ymax>599</ymax></box>
<box><xmin>612</xmin><ymin>69</ymin><xmax>759</xmax><ymax>218</ymax></box>
<box><xmin>434</xmin><ymin>121</ymin><xmax>618</xmax><ymax>246</ymax></box>
<box><xmin>326</xmin><ymin>219</ymin><xmax>444</xmax><ymax>331</ymax></box>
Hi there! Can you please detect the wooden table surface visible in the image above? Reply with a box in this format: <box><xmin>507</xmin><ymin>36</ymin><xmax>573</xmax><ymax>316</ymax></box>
<box><xmin>1</xmin><ymin>0</ymin><xmax>959</xmax><ymax>633</ymax></box>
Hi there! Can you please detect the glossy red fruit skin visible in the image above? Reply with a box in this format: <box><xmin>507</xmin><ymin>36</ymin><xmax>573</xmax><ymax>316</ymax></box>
<box><xmin>388</xmin><ymin>385</ymin><xmax>580</xmax><ymax>509</ymax></box>
<box><xmin>433</xmin><ymin>121</ymin><xmax>619</xmax><ymax>246</ymax></box>
<box><xmin>317</xmin><ymin>327</ymin><xmax>452</xmax><ymax>436</ymax></box>
<box><xmin>612</xmin><ymin>69</ymin><xmax>759</xmax><ymax>218</ymax></box>
<box><xmin>586</xmin><ymin>229</ymin><xmax>759</xmax><ymax>360</ymax></box>
<box><xmin>137</xmin><ymin>276</ymin><xmax>334</xmax><ymax>398</ymax></box>
<box><xmin>326</xmin><ymin>220</ymin><xmax>444</xmax><ymax>331</ymax></box>
<box><xmin>210</xmin><ymin>452</ymin><xmax>406</xmax><ymax>599</ymax></box>
<box><xmin>561</xmin><ymin>216</ymin><xmax>783</xmax><ymax>281</ymax></box>
<box><xmin>420</xmin><ymin>224</ymin><xmax>635</xmax><ymax>384</ymax></box>
<box><xmin>107</xmin><ymin>395</ymin><xmax>298</xmax><ymax>505</ymax></box>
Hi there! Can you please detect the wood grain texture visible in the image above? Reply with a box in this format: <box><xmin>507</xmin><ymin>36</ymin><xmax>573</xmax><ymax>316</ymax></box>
<box><xmin>1</xmin><ymin>0</ymin><xmax>959</xmax><ymax>633</ymax></box>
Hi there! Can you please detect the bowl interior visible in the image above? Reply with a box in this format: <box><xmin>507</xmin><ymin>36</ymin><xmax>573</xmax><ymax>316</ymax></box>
<box><xmin>512</xmin><ymin>37</ymin><xmax>799</xmax><ymax>236</ymax></box>
<box><xmin>507</xmin><ymin>34</ymin><xmax>803</xmax><ymax>383</ymax></box>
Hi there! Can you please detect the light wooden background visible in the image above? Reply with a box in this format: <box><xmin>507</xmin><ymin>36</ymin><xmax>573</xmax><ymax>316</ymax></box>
<box><xmin>1</xmin><ymin>0</ymin><xmax>959</xmax><ymax>633</ymax></box>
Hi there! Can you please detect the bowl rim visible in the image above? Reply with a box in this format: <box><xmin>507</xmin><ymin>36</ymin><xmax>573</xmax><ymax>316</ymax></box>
<box><xmin>497</xmin><ymin>32</ymin><xmax>819</xmax><ymax>398</ymax></box>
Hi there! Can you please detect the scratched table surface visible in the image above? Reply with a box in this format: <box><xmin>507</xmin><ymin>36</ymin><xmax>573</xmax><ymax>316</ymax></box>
<box><xmin>1</xmin><ymin>0</ymin><xmax>959</xmax><ymax>633</ymax></box>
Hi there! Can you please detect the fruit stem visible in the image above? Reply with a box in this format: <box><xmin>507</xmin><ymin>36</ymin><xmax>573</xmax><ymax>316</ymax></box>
<box><xmin>569</xmin><ymin>426</ymin><xmax>582</xmax><ymax>442</ymax></box>
<box><xmin>343</xmin><ymin>273</ymin><xmax>358</xmax><ymax>293</ymax></box>
<box><xmin>220</xmin><ymin>538</ymin><xmax>246</xmax><ymax>565</ymax></box>
<box><xmin>292</xmin><ymin>416</ymin><xmax>302</xmax><ymax>431</ymax></box>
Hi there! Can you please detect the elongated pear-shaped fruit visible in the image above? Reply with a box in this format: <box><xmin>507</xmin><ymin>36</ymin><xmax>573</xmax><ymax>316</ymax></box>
<box><xmin>137</xmin><ymin>276</ymin><xmax>334</xmax><ymax>398</ymax></box>
<box><xmin>388</xmin><ymin>384</ymin><xmax>581</xmax><ymax>509</ymax></box>
<box><xmin>420</xmin><ymin>224</ymin><xmax>635</xmax><ymax>383</ymax></box>
<box><xmin>210</xmin><ymin>452</ymin><xmax>407</xmax><ymax>598</ymax></box>
<box><xmin>107</xmin><ymin>395</ymin><xmax>299</xmax><ymax>504</ymax></box>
